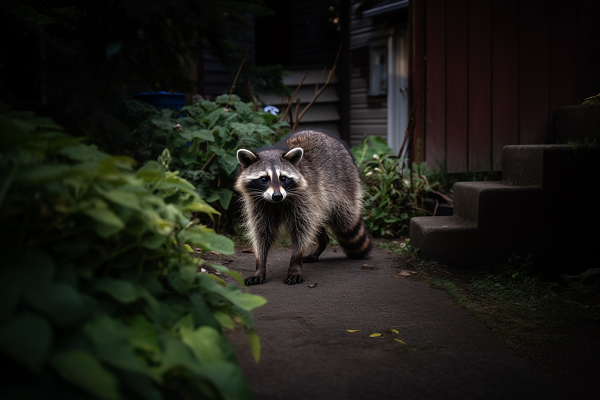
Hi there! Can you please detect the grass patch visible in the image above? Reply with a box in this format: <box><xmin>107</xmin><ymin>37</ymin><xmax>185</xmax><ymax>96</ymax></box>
<box><xmin>376</xmin><ymin>239</ymin><xmax>600</xmax><ymax>362</ymax></box>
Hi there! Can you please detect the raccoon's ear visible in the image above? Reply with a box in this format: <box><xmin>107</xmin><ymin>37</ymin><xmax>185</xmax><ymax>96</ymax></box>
<box><xmin>283</xmin><ymin>147</ymin><xmax>303</xmax><ymax>165</ymax></box>
<box><xmin>237</xmin><ymin>149</ymin><xmax>259</xmax><ymax>168</ymax></box>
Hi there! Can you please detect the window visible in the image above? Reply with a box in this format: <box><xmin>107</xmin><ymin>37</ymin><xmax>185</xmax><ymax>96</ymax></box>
<box><xmin>369</xmin><ymin>43</ymin><xmax>388</xmax><ymax>96</ymax></box>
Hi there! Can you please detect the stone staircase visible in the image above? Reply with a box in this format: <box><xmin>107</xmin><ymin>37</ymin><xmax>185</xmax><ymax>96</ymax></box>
<box><xmin>410</xmin><ymin>143</ymin><xmax>600</xmax><ymax>270</ymax></box>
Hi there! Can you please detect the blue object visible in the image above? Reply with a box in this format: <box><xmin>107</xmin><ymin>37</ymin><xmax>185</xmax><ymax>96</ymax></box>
<box><xmin>264</xmin><ymin>105</ymin><xmax>279</xmax><ymax>115</ymax></box>
<box><xmin>132</xmin><ymin>91</ymin><xmax>186</xmax><ymax>111</ymax></box>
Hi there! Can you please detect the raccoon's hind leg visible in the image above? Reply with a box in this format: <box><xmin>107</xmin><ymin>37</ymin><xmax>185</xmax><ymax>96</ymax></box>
<box><xmin>333</xmin><ymin>218</ymin><xmax>372</xmax><ymax>259</ymax></box>
<box><xmin>302</xmin><ymin>227</ymin><xmax>329</xmax><ymax>263</ymax></box>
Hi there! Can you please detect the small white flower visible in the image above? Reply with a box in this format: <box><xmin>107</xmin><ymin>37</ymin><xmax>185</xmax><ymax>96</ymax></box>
<box><xmin>373</xmin><ymin>154</ymin><xmax>379</xmax><ymax>159</ymax></box>
<box><xmin>366</xmin><ymin>171</ymin><xmax>373</xmax><ymax>176</ymax></box>
<box><xmin>173</xmin><ymin>124</ymin><xmax>182</xmax><ymax>132</ymax></box>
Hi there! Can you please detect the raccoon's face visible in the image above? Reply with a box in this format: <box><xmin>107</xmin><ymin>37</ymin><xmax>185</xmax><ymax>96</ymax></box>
<box><xmin>236</xmin><ymin>147</ymin><xmax>304</xmax><ymax>203</ymax></box>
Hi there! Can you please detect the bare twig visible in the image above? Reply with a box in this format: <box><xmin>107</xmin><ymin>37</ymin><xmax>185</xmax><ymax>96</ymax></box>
<box><xmin>227</xmin><ymin>42</ymin><xmax>251</xmax><ymax>107</ymax></box>
<box><xmin>201</xmin><ymin>154</ymin><xmax>216</xmax><ymax>171</ymax></box>
<box><xmin>282</xmin><ymin>72</ymin><xmax>308</xmax><ymax>123</ymax></box>
<box><xmin>398</xmin><ymin>93</ymin><xmax>419</xmax><ymax>159</ymax></box>
<box><xmin>294</xmin><ymin>98</ymin><xmax>301</xmax><ymax>128</ymax></box>
<box><xmin>293</xmin><ymin>46</ymin><xmax>342</xmax><ymax>130</ymax></box>
<box><xmin>315</xmin><ymin>66</ymin><xmax>327</xmax><ymax>95</ymax></box>
<box><xmin>246</xmin><ymin>81</ymin><xmax>258</xmax><ymax>112</ymax></box>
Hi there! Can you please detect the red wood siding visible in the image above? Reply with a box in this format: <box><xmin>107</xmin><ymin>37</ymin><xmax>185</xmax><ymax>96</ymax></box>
<box><xmin>412</xmin><ymin>0</ymin><xmax>600</xmax><ymax>172</ymax></box>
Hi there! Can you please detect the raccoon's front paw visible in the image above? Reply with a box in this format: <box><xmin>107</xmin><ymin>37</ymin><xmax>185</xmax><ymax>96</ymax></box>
<box><xmin>283</xmin><ymin>273</ymin><xmax>304</xmax><ymax>285</ymax></box>
<box><xmin>244</xmin><ymin>276</ymin><xmax>265</xmax><ymax>286</ymax></box>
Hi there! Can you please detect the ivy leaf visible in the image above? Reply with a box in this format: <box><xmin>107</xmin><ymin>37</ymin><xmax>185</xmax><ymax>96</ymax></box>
<box><xmin>50</xmin><ymin>350</ymin><xmax>121</xmax><ymax>400</ymax></box>
<box><xmin>0</xmin><ymin>313</ymin><xmax>52</xmax><ymax>371</ymax></box>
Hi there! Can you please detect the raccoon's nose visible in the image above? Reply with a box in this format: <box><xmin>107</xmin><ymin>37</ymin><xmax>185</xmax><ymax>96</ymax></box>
<box><xmin>272</xmin><ymin>192</ymin><xmax>284</xmax><ymax>202</ymax></box>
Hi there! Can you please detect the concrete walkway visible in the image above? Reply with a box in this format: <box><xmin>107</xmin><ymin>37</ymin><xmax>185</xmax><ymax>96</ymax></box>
<box><xmin>213</xmin><ymin>245</ymin><xmax>556</xmax><ymax>400</ymax></box>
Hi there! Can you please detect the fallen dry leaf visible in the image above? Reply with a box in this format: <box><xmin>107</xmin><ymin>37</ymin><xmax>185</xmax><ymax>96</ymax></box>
<box><xmin>211</xmin><ymin>251</ymin><xmax>221</xmax><ymax>255</ymax></box>
<box><xmin>346</xmin><ymin>330</ymin><xmax>360</xmax><ymax>333</ymax></box>
<box><xmin>391</xmin><ymin>329</ymin><xmax>399</xmax><ymax>334</ymax></box>
<box><xmin>308</xmin><ymin>283</ymin><xmax>317</xmax><ymax>288</ymax></box>
<box><xmin>369</xmin><ymin>333</ymin><xmax>382</xmax><ymax>337</ymax></box>
<box><xmin>241</xmin><ymin>247</ymin><xmax>254</xmax><ymax>253</ymax></box>
<box><xmin>394</xmin><ymin>339</ymin><xmax>406</xmax><ymax>344</ymax></box>
<box><xmin>361</xmin><ymin>264</ymin><xmax>375</xmax><ymax>270</ymax></box>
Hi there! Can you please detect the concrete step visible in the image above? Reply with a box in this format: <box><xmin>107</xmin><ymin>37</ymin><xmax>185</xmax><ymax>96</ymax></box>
<box><xmin>452</xmin><ymin>181</ymin><xmax>543</xmax><ymax>228</ymax></box>
<box><xmin>410</xmin><ymin>144</ymin><xmax>600</xmax><ymax>270</ymax></box>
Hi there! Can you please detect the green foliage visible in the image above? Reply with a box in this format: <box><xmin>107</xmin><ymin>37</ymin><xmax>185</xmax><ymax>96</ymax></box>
<box><xmin>352</xmin><ymin>135</ymin><xmax>444</xmax><ymax>237</ymax></box>
<box><xmin>132</xmin><ymin>94</ymin><xmax>289</xmax><ymax>232</ymax></box>
<box><xmin>0</xmin><ymin>112</ymin><xmax>265</xmax><ymax>399</ymax></box>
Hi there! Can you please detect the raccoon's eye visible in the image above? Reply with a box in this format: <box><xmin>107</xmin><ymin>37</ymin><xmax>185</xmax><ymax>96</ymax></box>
<box><xmin>280</xmin><ymin>176</ymin><xmax>287</xmax><ymax>182</ymax></box>
<box><xmin>259</xmin><ymin>177</ymin><xmax>269</xmax><ymax>183</ymax></box>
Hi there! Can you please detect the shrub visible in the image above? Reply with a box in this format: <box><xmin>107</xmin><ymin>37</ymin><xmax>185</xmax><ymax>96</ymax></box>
<box><xmin>131</xmin><ymin>94</ymin><xmax>289</xmax><ymax>232</ymax></box>
<box><xmin>0</xmin><ymin>112</ymin><xmax>265</xmax><ymax>400</ymax></box>
<box><xmin>351</xmin><ymin>136</ymin><xmax>443</xmax><ymax>237</ymax></box>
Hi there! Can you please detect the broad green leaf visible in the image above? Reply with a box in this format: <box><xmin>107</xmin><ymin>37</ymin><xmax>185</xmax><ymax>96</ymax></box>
<box><xmin>207</xmin><ymin>263</ymin><xmax>245</xmax><ymax>287</ymax></box>
<box><xmin>84</xmin><ymin>316</ymin><xmax>147</xmax><ymax>374</ymax></box>
<box><xmin>205</xmin><ymin>280</ymin><xmax>267</xmax><ymax>311</ymax></box>
<box><xmin>248</xmin><ymin>329</ymin><xmax>261</xmax><ymax>363</ymax></box>
<box><xmin>180</xmin><ymin>128</ymin><xmax>214</xmax><ymax>142</ymax></box>
<box><xmin>0</xmin><ymin>313</ymin><xmax>52</xmax><ymax>371</ymax></box>
<box><xmin>168</xmin><ymin>268</ymin><xmax>189</xmax><ymax>295</ymax></box>
<box><xmin>213</xmin><ymin>311</ymin><xmax>235</xmax><ymax>329</ymax></box>
<box><xmin>129</xmin><ymin>315</ymin><xmax>161</xmax><ymax>356</ymax></box>
<box><xmin>181</xmin><ymin>325</ymin><xmax>226</xmax><ymax>363</ymax></box>
<box><xmin>136</xmin><ymin>161</ymin><xmax>164</xmax><ymax>182</ymax></box>
<box><xmin>208</xmin><ymin>274</ymin><xmax>226</xmax><ymax>287</ymax></box>
<box><xmin>95</xmin><ymin>278</ymin><xmax>138</xmax><ymax>304</ymax></box>
<box><xmin>195</xmin><ymin>361</ymin><xmax>254</xmax><ymax>400</ymax></box>
<box><xmin>155</xmin><ymin>175</ymin><xmax>197</xmax><ymax>196</ymax></box>
<box><xmin>150</xmin><ymin>334</ymin><xmax>202</xmax><ymax>380</ymax></box>
<box><xmin>206</xmin><ymin>108</ymin><xmax>224</xmax><ymax>129</ymax></box>
<box><xmin>218</xmin><ymin>188</ymin><xmax>233</xmax><ymax>210</ymax></box>
<box><xmin>179</xmin><ymin>149</ymin><xmax>198</xmax><ymax>166</ymax></box>
<box><xmin>25</xmin><ymin>282</ymin><xmax>87</xmax><ymax>329</ymax></box>
<box><xmin>50</xmin><ymin>350</ymin><xmax>121</xmax><ymax>400</ymax></box>
<box><xmin>184</xmin><ymin>201</ymin><xmax>220</xmax><ymax>215</ymax></box>
<box><xmin>183</xmin><ymin>244</ymin><xmax>194</xmax><ymax>253</ymax></box>
<box><xmin>179</xmin><ymin>226</ymin><xmax>234</xmax><ymax>255</ymax></box>
<box><xmin>85</xmin><ymin>208</ymin><xmax>125</xmax><ymax>228</ymax></box>
<box><xmin>95</xmin><ymin>185</ymin><xmax>140</xmax><ymax>210</ymax></box>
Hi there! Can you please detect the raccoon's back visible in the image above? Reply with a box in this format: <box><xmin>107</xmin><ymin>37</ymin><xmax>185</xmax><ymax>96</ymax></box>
<box><xmin>283</xmin><ymin>130</ymin><xmax>361</xmax><ymax>194</ymax></box>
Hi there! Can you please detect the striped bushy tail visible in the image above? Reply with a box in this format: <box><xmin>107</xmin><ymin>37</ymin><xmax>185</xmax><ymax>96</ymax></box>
<box><xmin>335</xmin><ymin>219</ymin><xmax>372</xmax><ymax>259</ymax></box>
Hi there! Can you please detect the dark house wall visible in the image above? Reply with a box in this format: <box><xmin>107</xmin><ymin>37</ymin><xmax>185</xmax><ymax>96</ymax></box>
<box><xmin>411</xmin><ymin>0</ymin><xmax>600</xmax><ymax>172</ymax></box>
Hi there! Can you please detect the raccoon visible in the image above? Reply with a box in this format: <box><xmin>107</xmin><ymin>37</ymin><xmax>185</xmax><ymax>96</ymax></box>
<box><xmin>234</xmin><ymin>129</ymin><xmax>372</xmax><ymax>285</ymax></box>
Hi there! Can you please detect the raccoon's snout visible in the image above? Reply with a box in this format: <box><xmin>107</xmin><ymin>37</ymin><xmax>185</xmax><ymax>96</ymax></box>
<box><xmin>272</xmin><ymin>192</ymin><xmax>284</xmax><ymax>202</ymax></box>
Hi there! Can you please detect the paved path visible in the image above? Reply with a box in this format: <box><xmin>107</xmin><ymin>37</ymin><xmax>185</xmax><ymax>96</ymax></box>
<box><xmin>213</xmin><ymin>245</ymin><xmax>556</xmax><ymax>400</ymax></box>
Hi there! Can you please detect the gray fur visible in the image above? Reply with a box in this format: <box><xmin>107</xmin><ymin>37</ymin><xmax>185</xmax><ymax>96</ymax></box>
<box><xmin>234</xmin><ymin>129</ymin><xmax>372</xmax><ymax>285</ymax></box>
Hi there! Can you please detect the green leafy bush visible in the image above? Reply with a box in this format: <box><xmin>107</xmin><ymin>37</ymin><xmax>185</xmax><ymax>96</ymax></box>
<box><xmin>0</xmin><ymin>112</ymin><xmax>265</xmax><ymax>400</ymax></box>
<box><xmin>351</xmin><ymin>136</ymin><xmax>443</xmax><ymax>237</ymax></box>
<box><xmin>132</xmin><ymin>94</ymin><xmax>289</xmax><ymax>231</ymax></box>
